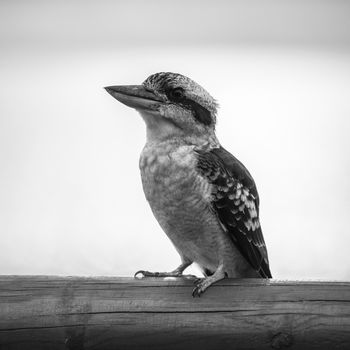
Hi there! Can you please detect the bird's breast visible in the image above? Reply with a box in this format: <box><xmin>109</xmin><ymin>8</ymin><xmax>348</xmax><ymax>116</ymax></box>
<box><xmin>140</xmin><ymin>141</ymin><xmax>222</xmax><ymax>268</ymax></box>
<box><xmin>139</xmin><ymin>141</ymin><xmax>215</xmax><ymax>231</ymax></box>
<box><xmin>139</xmin><ymin>142</ymin><xmax>211</xmax><ymax>211</ymax></box>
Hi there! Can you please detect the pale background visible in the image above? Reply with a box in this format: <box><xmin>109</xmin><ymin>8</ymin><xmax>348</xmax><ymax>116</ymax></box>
<box><xmin>1</xmin><ymin>0</ymin><xmax>349</xmax><ymax>279</ymax></box>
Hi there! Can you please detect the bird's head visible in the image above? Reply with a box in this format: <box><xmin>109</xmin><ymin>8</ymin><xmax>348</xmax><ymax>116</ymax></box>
<box><xmin>105</xmin><ymin>72</ymin><xmax>218</xmax><ymax>142</ymax></box>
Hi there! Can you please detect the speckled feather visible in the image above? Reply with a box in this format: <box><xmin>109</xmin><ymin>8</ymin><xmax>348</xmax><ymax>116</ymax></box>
<box><xmin>196</xmin><ymin>147</ymin><xmax>272</xmax><ymax>278</ymax></box>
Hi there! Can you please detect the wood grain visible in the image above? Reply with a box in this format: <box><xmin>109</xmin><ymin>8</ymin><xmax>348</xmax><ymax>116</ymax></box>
<box><xmin>0</xmin><ymin>276</ymin><xmax>349</xmax><ymax>349</ymax></box>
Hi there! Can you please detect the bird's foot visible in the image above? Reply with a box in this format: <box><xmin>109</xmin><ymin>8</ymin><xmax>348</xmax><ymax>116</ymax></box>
<box><xmin>192</xmin><ymin>278</ymin><xmax>212</xmax><ymax>297</ymax></box>
<box><xmin>192</xmin><ymin>267</ymin><xmax>226</xmax><ymax>297</ymax></box>
<box><xmin>134</xmin><ymin>270</ymin><xmax>196</xmax><ymax>279</ymax></box>
<box><xmin>134</xmin><ymin>270</ymin><xmax>168</xmax><ymax>278</ymax></box>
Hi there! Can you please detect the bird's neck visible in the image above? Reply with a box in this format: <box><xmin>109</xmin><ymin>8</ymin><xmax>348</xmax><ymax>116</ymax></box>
<box><xmin>144</xmin><ymin>133</ymin><xmax>220</xmax><ymax>154</ymax></box>
<box><xmin>144</xmin><ymin>114</ymin><xmax>181</xmax><ymax>143</ymax></box>
<box><xmin>140</xmin><ymin>111</ymin><xmax>219</xmax><ymax>149</ymax></box>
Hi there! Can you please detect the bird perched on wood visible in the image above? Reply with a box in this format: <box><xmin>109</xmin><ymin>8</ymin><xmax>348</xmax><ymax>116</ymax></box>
<box><xmin>105</xmin><ymin>72</ymin><xmax>272</xmax><ymax>297</ymax></box>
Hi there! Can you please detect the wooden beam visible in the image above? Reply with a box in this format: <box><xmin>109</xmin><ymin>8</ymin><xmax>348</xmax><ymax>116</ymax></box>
<box><xmin>0</xmin><ymin>276</ymin><xmax>349</xmax><ymax>349</ymax></box>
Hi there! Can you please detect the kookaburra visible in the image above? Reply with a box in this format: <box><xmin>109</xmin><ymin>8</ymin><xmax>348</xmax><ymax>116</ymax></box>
<box><xmin>105</xmin><ymin>72</ymin><xmax>272</xmax><ymax>296</ymax></box>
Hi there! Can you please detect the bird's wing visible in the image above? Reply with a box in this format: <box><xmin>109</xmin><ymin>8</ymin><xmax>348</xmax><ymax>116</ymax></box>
<box><xmin>196</xmin><ymin>146</ymin><xmax>272</xmax><ymax>278</ymax></box>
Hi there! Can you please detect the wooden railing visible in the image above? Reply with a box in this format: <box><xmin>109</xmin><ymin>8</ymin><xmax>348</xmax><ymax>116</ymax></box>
<box><xmin>0</xmin><ymin>276</ymin><xmax>349</xmax><ymax>349</ymax></box>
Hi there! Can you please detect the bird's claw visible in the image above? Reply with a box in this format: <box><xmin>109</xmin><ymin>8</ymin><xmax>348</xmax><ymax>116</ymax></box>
<box><xmin>135</xmin><ymin>270</ymin><xmax>199</xmax><ymax>283</ymax></box>
<box><xmin>192</xmin><ymin>283</ymin><xmax>204</xmax><ymax>297</ymax></box>
<box><xmin>134</xmin><ymin>270</ymin><xmax>183</xmax><ymax>278</ymax></box>
<box><xmin>134</xmin><ymin>270</ymin><xmax>155</xmax><ymax>278</ymax></box>
<box><xmin>192</xmin><ymin>278</ymin><xmax>210</xmax><ymax>297</ymax></box>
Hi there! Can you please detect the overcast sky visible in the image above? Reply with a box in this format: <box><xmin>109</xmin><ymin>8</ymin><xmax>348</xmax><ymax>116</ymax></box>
<box><xmin>1</xmin><ymin>0</ymin><xmax>350</xmax><ymax>49</ymax></box>
<box><xmin>1</xmin><ymin>0</ymin><xmax>349</xmax><ymax>280</ymax></box>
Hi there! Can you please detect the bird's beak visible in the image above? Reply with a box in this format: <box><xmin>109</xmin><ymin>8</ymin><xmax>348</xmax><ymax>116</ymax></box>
<box><xmin>104</xmin><ymin>85</ymin><xmax>164</xmax><ymax>112</ymax></box>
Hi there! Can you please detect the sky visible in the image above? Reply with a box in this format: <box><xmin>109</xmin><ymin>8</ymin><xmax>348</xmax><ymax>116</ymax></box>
<box><xmin>0</xmin><ymin>0</ymin><xmax>350</xmax><ymax>280</ymax></box>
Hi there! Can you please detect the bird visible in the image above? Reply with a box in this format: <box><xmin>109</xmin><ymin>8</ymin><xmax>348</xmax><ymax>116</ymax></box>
<box><xmin>105</xmin><ymin>72</ymin><xmax>272</xmax><ymax>297</ymax></box>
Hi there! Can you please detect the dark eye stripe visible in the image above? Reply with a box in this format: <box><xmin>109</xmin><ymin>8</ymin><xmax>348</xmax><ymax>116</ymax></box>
<box><xmin>183</xmin><ymin>98</ymin><xmax>212</xmax><ymax>126</ymax></box>
<box><xmin>166</xmin><ymin>88</ymin><xmax>212</xmax><ymax>126</ymax></box>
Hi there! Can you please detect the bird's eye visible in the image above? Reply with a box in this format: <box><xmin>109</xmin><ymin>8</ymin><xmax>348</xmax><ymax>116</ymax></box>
<box><xmin>169</xmin><ymin>88</ymin><xmax>185</xmax><ymax>101</ymax></box>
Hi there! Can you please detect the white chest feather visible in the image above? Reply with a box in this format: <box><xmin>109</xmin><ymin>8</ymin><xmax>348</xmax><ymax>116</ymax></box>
<box><xmin>140</xmin><ymin>142</ymin><xmax>212</xmax><ymax>210</ymax></box>
<box><xmin>139</xmin><ymin>142</ymin><xmax>222</xmax><ymax>265</ymax></box>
